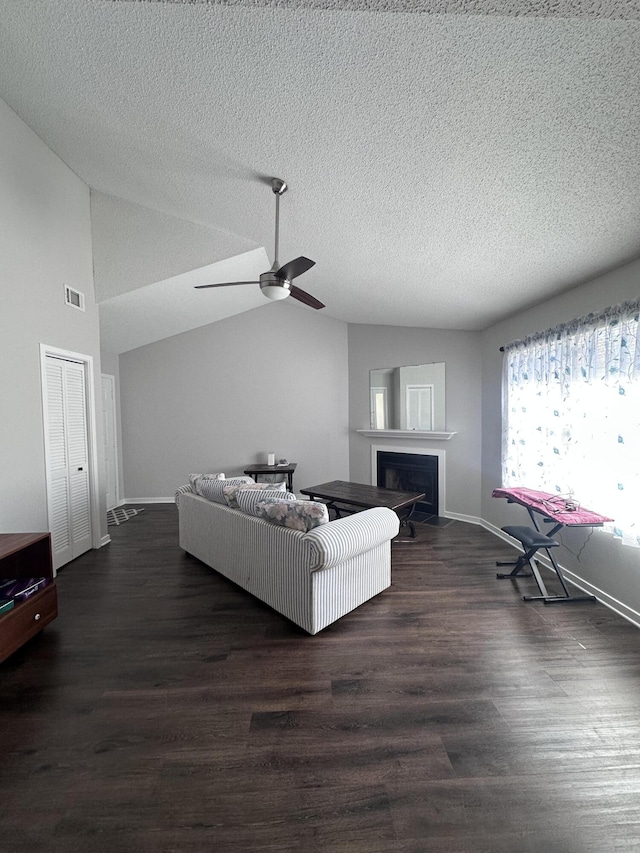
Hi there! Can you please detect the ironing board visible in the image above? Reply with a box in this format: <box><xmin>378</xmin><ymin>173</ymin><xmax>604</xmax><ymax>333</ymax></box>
<box><xmin>492</xmin><ymin>487</ymin><xmax>613</xmax><ymax>603</ymax></box>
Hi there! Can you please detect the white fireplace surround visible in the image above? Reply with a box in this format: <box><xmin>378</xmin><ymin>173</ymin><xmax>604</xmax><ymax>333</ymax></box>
<box><xmin>371</xmin><ymin>444</ymin><xmax>447</xmax><ymax>517</ymax></box>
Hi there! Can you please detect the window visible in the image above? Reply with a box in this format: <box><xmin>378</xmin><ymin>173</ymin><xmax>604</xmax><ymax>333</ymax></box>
<box><xmin>370</xmin><ymin>387</ymin><xmax>388</xmax><ymax>430</ymax></box>
<box><xmin>502</xmin><ymin>300</ymin><xmax>640</xmax><ymax>547</ymax></box>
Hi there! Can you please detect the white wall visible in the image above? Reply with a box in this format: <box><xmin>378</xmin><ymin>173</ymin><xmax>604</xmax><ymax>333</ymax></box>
<box><xmin>481</xmin><ymin>258</ymin><xmax>640</xmax><ymax>621</ymax></box>
<box><xmin>0</xmin><ymin>97</ymin><xmax>106</xmax><ymax>538</ymax></box>
<box><xmin>348</xmin><ymin>324</ymin><xmax>483</xmax><ymax>519</ymax></box>
<box><xmin>90</xmin><ymin>191</ymin><xmax>256</xmax><ymax>301</ymax></box>
<box><xmin>118</xmin><ymin>301</ymin><xmax>349</xmax><ymax>500</ymax></box>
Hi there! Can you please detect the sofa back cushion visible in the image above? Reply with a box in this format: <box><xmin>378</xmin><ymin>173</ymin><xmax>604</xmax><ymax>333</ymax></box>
<box><xmin>256</xmin><ymin>498</ymin><xmax>329</xmax><ymax>532</ymax></box>
<box><xmin>199</xmin><ymin>476</ymin><xmax>253</xmax><ymax>504</ymax></box>
<box><xmin>223</xmin><ymin>480</ymin><xmax>287</xmax><ymax>509</ymax></box>
<box><xmin>236</xmin><ymin>488</ymin><xmax>296</xmax><ymax>516</ymax></box>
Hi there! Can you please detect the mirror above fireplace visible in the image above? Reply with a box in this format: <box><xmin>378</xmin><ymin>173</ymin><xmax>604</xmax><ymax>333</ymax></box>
<box><xmin>368</xmin><ymin>361</ymin><xmax>446</xmax><ymax>431</ymax></box>
<box><xmin>357</xmin><ymin>361</ymin><xmax>455</xmax><ymax>440</ymax></box>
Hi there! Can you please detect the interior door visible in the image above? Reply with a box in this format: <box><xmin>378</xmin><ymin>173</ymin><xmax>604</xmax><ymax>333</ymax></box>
<box><xmin>44</xmin><ymin>355</ymin><xmax>92</xmax><ymax>571</ymax></box>
<box><xmin>370</xmin><ymin>387</ymin><xmax>388</xmax><ymax>429</ymax></box>
<box><xmin>101</xmin><ymin>374</ymin><xmax>119</xmax><ymax>511</ymax></box>
<box><xmin>406</xmin><ymin>384</ymin><xmax>434</xmax><ymax>431</ymax></box>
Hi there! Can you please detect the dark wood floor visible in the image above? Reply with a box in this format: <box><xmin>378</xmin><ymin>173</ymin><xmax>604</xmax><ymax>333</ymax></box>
<box><xmin>3</xmin><ymin>506</ymin><xmax>640</xmax><ymax>852</ymax></box>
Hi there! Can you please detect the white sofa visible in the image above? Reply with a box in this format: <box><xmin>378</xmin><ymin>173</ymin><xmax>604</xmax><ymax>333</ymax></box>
<box><xmin>176</xmin><ymin>487</ymin><xmax>400</xmax><ymax>634</ymax></box>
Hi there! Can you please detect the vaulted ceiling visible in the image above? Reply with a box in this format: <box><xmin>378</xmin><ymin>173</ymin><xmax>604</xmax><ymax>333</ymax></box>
<box><xmin>1</xmin><ymin>0</ymin><xmax>639</xmax><ymax>351</ymax></box>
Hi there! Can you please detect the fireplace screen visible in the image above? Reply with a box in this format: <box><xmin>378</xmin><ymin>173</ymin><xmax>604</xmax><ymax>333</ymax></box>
<box><xmin>376</xmin><ymin>451</ymin><xmax>438</xmax><ymax>516</ymax></box>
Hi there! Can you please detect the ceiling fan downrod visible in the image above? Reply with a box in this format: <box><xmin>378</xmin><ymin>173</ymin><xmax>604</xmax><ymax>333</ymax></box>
<box><xmin>271</xmin><ymin>178</ymin><xmax>287</xmax><ymax>270</ymax></box>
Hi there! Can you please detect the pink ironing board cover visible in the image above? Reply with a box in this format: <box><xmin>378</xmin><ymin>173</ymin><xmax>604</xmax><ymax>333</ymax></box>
<box><xmin>492</xmin><ymin>486</ymin><xmax>613</xmax><ymax>525</ymax></box>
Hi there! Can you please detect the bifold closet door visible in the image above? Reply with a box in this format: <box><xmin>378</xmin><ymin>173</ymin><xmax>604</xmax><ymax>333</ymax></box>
<box><xmin>45</xmin><ymin>355</ymin><xmax>92</xmax><ymax>571</ymax></box>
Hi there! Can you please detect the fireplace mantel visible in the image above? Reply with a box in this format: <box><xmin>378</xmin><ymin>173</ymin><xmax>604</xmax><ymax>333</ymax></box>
<box><xmin>356</xmin><ymin>429</ymin><xmax>456</xmax><ymax>440</ymax></box>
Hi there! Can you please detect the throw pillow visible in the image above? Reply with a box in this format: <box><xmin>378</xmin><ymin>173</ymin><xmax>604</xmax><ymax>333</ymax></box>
<box><xmin>255</xmin><ymin>498</ymin><xmax>329</xmax><ymax>532</ymax></box>
<box><xmin>223</xmin><ymin>480</ymin><xmax>287</xmax><ymax>509</ymax></box>
<box><xmin>236</xmin><ymin>487</ymin><xmax>296</xmax><ymax>516</ymax></box>
<box><xmin>189</xmin><ymin>472</ymin><xmax>225</xmax><ymax>494</ymax></box>
<box><xmin>198</xmin><ymin>476</ymin><xmax>253</xmax><ymax>504</ymax></box>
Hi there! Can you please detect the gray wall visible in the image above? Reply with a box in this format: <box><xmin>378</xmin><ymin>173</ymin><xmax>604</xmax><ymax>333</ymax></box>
<box><xmin>0</xmin><ymin>97</ymin><xmax>106</xmax><ymax>539</ymax></box>
<box><xmin>481</xmin><ymin>257</ymin><xmax>640</xmax><ymax>621</ymax></box>
<box><xmin>119</xmin><ymin>301</ymin><xmax>349</xmax><ymax>499</ymax></box>
<box><xmin>348</xmin><ymin>325</ymin><xmax>483</xmax><ymax>518</ymax></box>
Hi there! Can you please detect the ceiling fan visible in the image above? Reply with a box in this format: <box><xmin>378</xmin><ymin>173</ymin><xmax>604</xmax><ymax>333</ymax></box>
<box><xmin>195</xmin><ymin>178</ymin><xmax>324</xmax><ymax>310</ymax></box>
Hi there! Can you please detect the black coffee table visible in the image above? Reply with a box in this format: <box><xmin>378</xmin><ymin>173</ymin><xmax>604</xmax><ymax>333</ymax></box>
<box><xmin>300</xmin><ymin>480</ymin><xmax>425</xmax><ymax>538</ymax></box>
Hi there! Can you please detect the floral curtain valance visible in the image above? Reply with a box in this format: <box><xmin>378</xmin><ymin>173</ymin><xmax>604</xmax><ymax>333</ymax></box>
<box><xmin>504</xmin><ymin>300</ymin><xmax>640</xmax><ymax>396</ymax></box>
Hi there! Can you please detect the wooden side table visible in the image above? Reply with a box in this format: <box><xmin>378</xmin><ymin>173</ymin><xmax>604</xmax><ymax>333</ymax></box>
<box><xmin>0</xmin><ymin>532</ymin><xmax>58</xmax><ymax>664</ymax></box>
<box><xmin>244</xmin><ymin>463</ymin><xmax>297</xmax><ymax>493</ymax></box>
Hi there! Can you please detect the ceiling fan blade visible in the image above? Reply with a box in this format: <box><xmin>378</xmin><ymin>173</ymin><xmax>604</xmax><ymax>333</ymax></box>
<box><xmin>290</xmin><ymin>285</ymin><xmax>325</xmax><ymax>310</ymax></box>
<box><xmin>194</xmin><ymin>281</ymin><xmax>259</xmax><ymax>289</ymax></box>
<box><xmin>275</xmin><ymin>256</ymin><xmax>315</xmax><ymax>281</ymax></box>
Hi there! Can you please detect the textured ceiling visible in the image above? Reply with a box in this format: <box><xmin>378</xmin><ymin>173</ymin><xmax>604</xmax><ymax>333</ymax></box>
<box><xmin>110</xmin><ymin>0</ymin><xmax>640</xmax><ymax>18</ymax></box>
<box><xmin>1</xmin><ymin>0</ymin><xmax>640</xmax><ymax>340</ymax></box>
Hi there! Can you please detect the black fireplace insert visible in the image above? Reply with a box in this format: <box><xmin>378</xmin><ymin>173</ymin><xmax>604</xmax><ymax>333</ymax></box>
<box><xmin>376</xmin><ymin>451</ymin><xmax>438</xmax><ymax>516</ymax></box>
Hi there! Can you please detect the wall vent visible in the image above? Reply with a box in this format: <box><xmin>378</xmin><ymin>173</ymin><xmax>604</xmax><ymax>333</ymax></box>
<box><xmin>64</xmin><ymin>285</ymin><xmax>85</xmax><ymax>312</ymax></box>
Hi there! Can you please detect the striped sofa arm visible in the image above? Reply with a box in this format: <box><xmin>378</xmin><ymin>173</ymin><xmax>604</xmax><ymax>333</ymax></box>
<box><xmin>303</xmin><ymin>507</ymin><xmax>400</xmax><ymax>569</ymax></box>
<box><xmin>175</xmin><ymin>484</ymin><xmax>194</xmax><ymax>508</ymax></box>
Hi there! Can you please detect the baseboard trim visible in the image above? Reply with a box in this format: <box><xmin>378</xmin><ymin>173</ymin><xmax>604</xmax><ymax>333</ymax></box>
<box><xmin>124</xmin><ymin>497</ymin><xmax>174</xmax><ymax>504</ymax></box>
<box><xmin>441</xmin><ymin>510</ymin><xmax>483</xmax><ymax>526</ymax></box>
<box><xmin>479</xmin><ymin>518</ymin><xmax>520</xmax><ymax>544</ymax></box>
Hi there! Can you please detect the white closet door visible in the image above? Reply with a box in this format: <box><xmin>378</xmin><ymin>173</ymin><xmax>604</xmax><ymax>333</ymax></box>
<box><xmin>45</xmin><ymin>359</ymin><xmax>72</xmax><ymax>567</ymax></box>
<box><xmin>45</xmin><ymin>356</ymin><xmax>92</xmax><ymax>570</ymax></box>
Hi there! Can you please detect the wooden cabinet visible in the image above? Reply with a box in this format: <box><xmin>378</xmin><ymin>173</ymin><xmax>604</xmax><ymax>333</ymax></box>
<box><xmin>0</xmin><ymin>533</ymin><xmax>58</xmax><ymax>664</ymax></box>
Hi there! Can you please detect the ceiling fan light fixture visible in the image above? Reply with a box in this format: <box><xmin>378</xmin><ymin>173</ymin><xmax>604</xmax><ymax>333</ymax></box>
<box><xmin>261</xmin><ymin>283</ymin><xmax>290</xmax><ymax>301</ymax></box>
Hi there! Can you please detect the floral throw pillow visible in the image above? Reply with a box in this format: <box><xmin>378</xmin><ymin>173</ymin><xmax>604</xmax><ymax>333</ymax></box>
<box><xmin>256</xmin><ymin>498</ymin><xmax>329</xmax><ymax>532</ymax></box>
<box><xmin>189</xmin><ymin>472</ymin><xmax>225</xmax><ymax>495</ymax></box>
<box><xmin>198</xmin><ymin>476</ymin><xmax>253</xmax><ymax>504</ymax></box>
<box><xmin>236</xmin><ymin>488</ymin><xmax>296</xmax><ymax>516</ymax></box>
<box><xmin>223</xmin><ymin>480</ymin><xmax>287</xmax><ymax>509</ymax></box>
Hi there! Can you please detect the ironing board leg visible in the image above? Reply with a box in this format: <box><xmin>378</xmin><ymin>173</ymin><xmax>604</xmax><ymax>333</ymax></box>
<box><xmin>523</xmin><ymin>547</ymin><xmax>596</xmax><ymax>604</ymax></box>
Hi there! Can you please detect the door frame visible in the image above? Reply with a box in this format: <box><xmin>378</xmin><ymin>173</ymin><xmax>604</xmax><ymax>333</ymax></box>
<box><xmin>101</xmin><ymin>373</ymin><xmax>120</xmax><ymax>511</ymax></box>
<box><xmin>40</xmin><ymin>344</ymin><xmax>102</xmax><ymax>564</ymax></box>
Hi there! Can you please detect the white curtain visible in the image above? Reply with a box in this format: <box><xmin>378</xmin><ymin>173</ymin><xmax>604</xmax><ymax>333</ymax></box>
<box><xmin>502</xmin><ymin>300</ymin><xmax>640</xmax><ymax>547</ymax></box>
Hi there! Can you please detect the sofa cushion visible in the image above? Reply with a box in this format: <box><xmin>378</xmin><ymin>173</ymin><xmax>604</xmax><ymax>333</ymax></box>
<box><xmin>256</xmin><ymin>498</ymin><xmax>329</xmax><ymax>532</ymax></box>
<box><xmin>236</xmin><ymin>487</ymin><xmax>296</xmax><ymax>516</ymax></box>
<box><xmin>199</xmin><ymin>476</ymin><xmax>253</xmax><ymax>504</ymax></box>
<box><xmin>189</xmin><ymin>472</ymin><xmax>225</xmax><ymax>494</ymax></box>
<box><xmin>223</xmin><ymin>480</ymin><xmax>287</xmax><ymax>509</ymax></box>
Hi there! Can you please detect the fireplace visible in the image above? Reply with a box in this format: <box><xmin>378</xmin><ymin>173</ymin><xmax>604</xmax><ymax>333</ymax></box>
<box><xmin>376</xmin><ymin>450</ymin><xmax>439</xmax><ymax>516</ymax></box>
